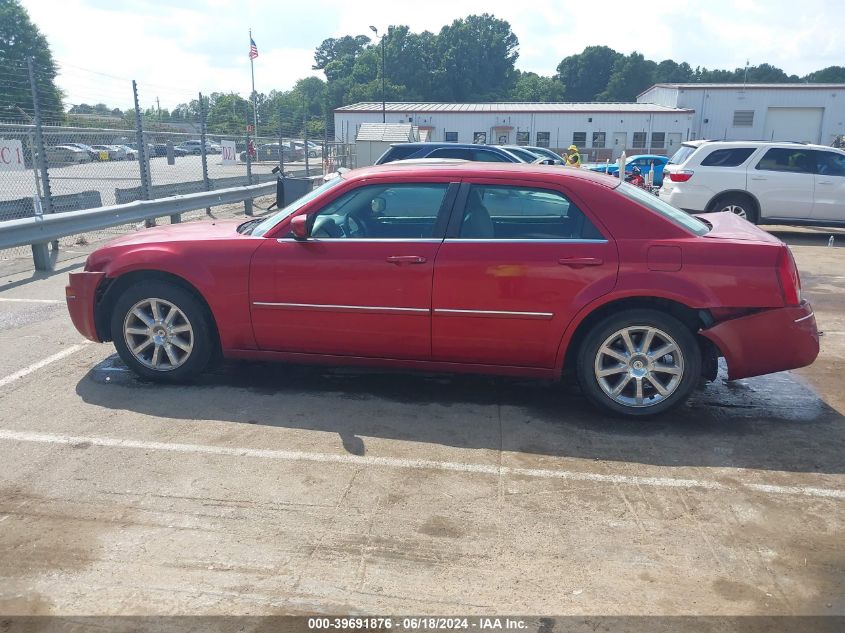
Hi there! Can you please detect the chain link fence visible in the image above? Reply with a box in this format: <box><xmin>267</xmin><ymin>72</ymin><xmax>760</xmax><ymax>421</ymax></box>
<box><xmin>0</xmin><ymin>62</ymin><xmax>355</xmax><ymax>266</ymax></box>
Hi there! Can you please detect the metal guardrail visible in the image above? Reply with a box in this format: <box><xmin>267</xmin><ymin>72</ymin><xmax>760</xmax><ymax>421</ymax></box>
<box><xmin>0</xmin><ymin>180</ymin><xmax>276</xmax><ymax>271</ymax></box>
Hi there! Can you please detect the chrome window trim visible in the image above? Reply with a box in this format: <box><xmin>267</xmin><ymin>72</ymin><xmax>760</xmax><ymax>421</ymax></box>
<box><xmin>252</xmin><ymin>301</ymin><xmax>429</xmax><ymax>315</ymax></box>
<box><xmin>434</xmin><ymin>308</ymin><xmax>554</xmax><ymax>320</ymax></box>
<box><xmin>443</xmin><ymin>238</ymin><xmax>608</xmax><ymax>244</ymax></box>
<box><xmin>275</xmin><ymin>238</ymin><xmax>444</xmax><ymax>244</ymax></box>
<box><xmin>794</xmin><ymin>312</ymin><xmax>815</xmax><ymax>323</ymax></box>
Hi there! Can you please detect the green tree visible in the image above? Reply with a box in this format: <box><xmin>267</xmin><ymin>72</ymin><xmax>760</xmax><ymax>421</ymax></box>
<box><xmin>599</xmin><ymin>52</ymin><xmax>656</xmax><ymax>101</ymax></box>
<box><xmin>0</xmin><ymin>0</ymin><xmax>63</xmax><ymax>121</ymax></box>
<box><xmin>653</xmin><ymin>60</ymin><xmax>693</xmax><ymax>83</ymax></box>
<box><xmin>207</xmin><ymin>92</ymin><xmax>252</xmax><ymax>134</ymax></box>
<box><xmin>510</xmin><ymin>71</ymin><xmax>566</xmax><ymax>101</ymax></box>
<box><xmin>804</xmin><ymin>66</ymin><xmax>845</xmax><ymax>82</ymax></box>
<box><xmin>556</xmin><ymin>46</ymin><xmax>622</xmax><ymax>101</ymax></box>
<box><xmin>431</xmin><ymin>14</ymin><xmax>519</xmax><ymax>101</ymax></box>
<box><xmin>313</xmin><ymin>35</ymin><xmax>370</xmax><ymax>78</ymax></box>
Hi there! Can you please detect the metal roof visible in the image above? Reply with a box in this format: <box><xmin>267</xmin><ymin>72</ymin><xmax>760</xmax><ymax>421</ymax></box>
<box><xmin>336</xmin><ymin>102</ymin><xmax>693</xmax><ymax>114</ymax></box>
<box><xmin>355</xmin><ymin>122</ymin><xmax>417</xmax><ymax>142</ymax></box>
<box><xmin>640</xmin><ymin>82</ymin><xmax>845</xmax><ymax>95</ymax></box>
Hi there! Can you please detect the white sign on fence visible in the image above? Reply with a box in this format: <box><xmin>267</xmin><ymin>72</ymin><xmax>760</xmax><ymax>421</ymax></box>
<box><xmin>221</xmin><ymin>140</ymin><xmax>237</xmax><ymax>165</ymax></box>
<box><xmin>0</xmin><ymin>139</ymin><xmax>25</xmax><ymax>171</ymax></box>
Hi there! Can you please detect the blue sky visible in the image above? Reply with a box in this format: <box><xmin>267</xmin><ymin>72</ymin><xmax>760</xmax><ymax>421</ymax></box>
<box><xmin>20</xmin><ymin>0</ymin><xmax>845</xmax><ymax>110</ymax></box>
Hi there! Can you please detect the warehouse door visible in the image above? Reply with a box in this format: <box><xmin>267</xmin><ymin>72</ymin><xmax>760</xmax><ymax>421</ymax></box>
<box><xmin>612</xmin><ymin>132</ymin><xmax>627</xmax><ymax>159</ymax></box>
<box><xmin>763</xmin><ymin>107</ymin><xmax>824</xmax><ymax>143</ymax></box>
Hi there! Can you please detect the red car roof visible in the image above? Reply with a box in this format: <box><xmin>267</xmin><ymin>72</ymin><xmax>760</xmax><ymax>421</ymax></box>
<box><xmin>347</xmin><ymin>162</ymin><xmax>622</xmax><ymax>188</ymax></box>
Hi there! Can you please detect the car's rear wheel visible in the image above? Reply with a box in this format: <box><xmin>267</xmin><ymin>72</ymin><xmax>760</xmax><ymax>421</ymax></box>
<box><xmin>710</xmin><ymin>194</ymin><xmax>759</xmax><ymax>224</ymax></box>
<box><xmin>576</xmin><ymin>309</ymin><xmax>701</xmax><ymax>417</ymax></box>
<box><xmin>110</xmin><ymin>281</ymin><xmax>213</xmax><ymax>381</ymax></box>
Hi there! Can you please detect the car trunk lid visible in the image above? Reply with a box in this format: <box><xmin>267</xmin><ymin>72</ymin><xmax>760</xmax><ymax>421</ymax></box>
<box><xmin>695</xmin><ymin>211</ymin><xmax>782</xmax><ymax>244</ymax></box>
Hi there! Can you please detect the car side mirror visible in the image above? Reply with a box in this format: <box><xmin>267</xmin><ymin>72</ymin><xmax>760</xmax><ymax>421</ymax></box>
<box><xmin>290</xmin><ymin>214</ymin><xmax>310</xmax><ymax>240</ymax></box>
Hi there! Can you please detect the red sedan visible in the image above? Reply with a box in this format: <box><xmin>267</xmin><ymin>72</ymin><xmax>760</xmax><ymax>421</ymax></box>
<box><xmin>66</xmin><ymin>163</ymin><xmax>819</xmax><ymax>417</ymax></box>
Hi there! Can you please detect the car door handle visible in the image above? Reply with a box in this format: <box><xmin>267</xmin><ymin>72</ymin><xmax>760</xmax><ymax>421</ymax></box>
<box><xmin>750</xmin><ymin>176</ymin><xmax>767</xmax><ymax>181</ymax></box>
<box><xmin>559</xmin><ymin>257</ymin><xmax>603</xmax><ymax>267</ymax></box>
<box><xmin>386</xmin><ymin>255</ymin><xmax>427</xmax><ymax>265</ymax></box>
<box><xmin>818</xmin><ymin>180</ymin><xmax>833</xmax><ymax>185</ymax></box>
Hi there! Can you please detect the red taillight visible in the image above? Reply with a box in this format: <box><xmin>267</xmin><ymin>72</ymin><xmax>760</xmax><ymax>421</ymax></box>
<box><xmin>668</xmin><ymin>170</ymin><xmax>694</xmax><ymax>182</ymax></box>
<box><xmin>776</xmin><ymin>247</ymin><xmax>801</xmax><ymax>307</ymax></box>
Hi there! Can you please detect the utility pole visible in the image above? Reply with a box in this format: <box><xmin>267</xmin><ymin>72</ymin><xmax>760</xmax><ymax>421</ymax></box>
<box><xmin>156</xmin><ymin>96</ymin><xmax>161</xmax><ymax>124</ymax></box>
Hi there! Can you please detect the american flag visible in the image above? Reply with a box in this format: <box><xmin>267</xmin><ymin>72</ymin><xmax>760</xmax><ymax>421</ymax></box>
<box><xmin>249</xmin><ymin>37</ymin><xmax>258</xmax><ymax>60</ymax></box>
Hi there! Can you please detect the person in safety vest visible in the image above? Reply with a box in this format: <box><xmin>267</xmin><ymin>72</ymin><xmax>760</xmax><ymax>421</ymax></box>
<box><xmin>566</xmin><ymin>144</ymin><xmax>582</xmax><ymax>168</ymax></box>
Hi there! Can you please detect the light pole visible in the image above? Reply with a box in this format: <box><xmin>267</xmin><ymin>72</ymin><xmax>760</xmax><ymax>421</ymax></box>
<box><xmin>369</xmin><ymin>25</ymin><xmax>386</xmax><ymax>123</ymax></box>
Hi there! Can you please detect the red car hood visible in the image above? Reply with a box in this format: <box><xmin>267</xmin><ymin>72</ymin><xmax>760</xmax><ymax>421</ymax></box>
<box><xmin>100</xmin><ymin>218</ymin><xmax>247</xmax><ymax>248</ymax></box>
<box><xmin>695</xmin><ymin>211</ymin><xmax>782</xmax><ymax>244</ymax></box>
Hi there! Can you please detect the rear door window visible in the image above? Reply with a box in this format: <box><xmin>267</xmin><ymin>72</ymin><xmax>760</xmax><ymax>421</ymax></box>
<box><xmin>456</xmin><ymin>185</ymin><xmax>604</xmax><ymax>240</ymax></box>
<box><xmin>700</xmin><ymin>147</ymin><xmax>755</xmax><ymax>167</ymax></box>
<box><xmin>427</xmin><ymin>147</ymin><xmax>472</xmax><ymax>160</ymax></box>
<box><xmin>755</xmin><ymin>148</ymin><xmax>816</xmax><ymax>174</ymax></box>
<box><xmin>815</xmin><ymin>151</ymin><xmax>845</xmax><ymax>177</ymax></box>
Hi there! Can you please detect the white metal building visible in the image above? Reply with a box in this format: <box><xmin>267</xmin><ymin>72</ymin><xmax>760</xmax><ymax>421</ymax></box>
<box><xmin>334</xmin><ymin>102</ymin><xmax>695</xmax><ymax>161</ymax></box>
<box><xmin>637</xmin><ymin>83</ymin><xmax>845</xmax><ymax>144</ymax></box>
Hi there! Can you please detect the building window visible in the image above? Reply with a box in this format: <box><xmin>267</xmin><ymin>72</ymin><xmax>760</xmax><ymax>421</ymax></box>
<box><xmin>651</xmin><ymin>132</ymin><xmax>665</xmax><ymax>149</ymax></box>
<box><xmin>572</xmin><ymin>132</ymin><xmax>586</xmax><ymax>148</ymax></box>
<box><xmin>536</xmin><ymin>132</ymin><xmax>550</xmax><ymax>148</ymax></box>
<box><xmin>632</xmin><ymin>132</ymin><xmax>646</xmax><ymax>149</ymax></box>
<box><xmin>516</xmin><ymin>131</ymin><xmax>530</xmax><ymax>146</ymax></box>
<box><xmin>592</xmin><ymin>132</ymin><xmax>606</xmax><ymax>148</ymax></box>
<box><xmin>733</xmin><ymin>110</ymin><xmax>755</xmax><ymax>126</ymax></box>
<box><xmin>473</xmin><ymin>132</ymin><xmax>487</xmax><ymax>144</ymax></box>
<box><xmin>498</xmin><ymin>134</ymin><xmax>508</xmax><ymax>144</ymax></box>
<box><xmin>444</xmin><ymin>131</ymin><xmax>458</xmax><ymax>142</ymax></box>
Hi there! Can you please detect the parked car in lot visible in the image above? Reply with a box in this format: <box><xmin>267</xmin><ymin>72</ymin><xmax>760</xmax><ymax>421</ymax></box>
<box><xmin>589</xmin><ymin>154</ymin><xmax>669</xmax><ymax>186</ymax></box>
<box><xmin>66</xmin><ymin>162</ymin><xmax>819</xmax><ymax>417</ymax></box>
<box><xmin>240</xmin><ymin>143</ymin><xmax>304</xmax><ymax>162</ymax></box>
<box><xmin>63</xmin><ymin>142</ymin><xmax>99</xmax><ymax>160</ymax></box>
<box><xmin>45</xmin><ymin>145</ymin><xmax>91</xmax><ymax>164</ymax></box>
<box><xmin>113</xmin><ymin>144</ymin><xmax>137</xmax><ymax>160</ymax></box>
<box><xmin>176</xmin><ymin>140</ymin><xmax>221</xmax><ymax>155</ymax></box>
<box><xmin>293</xmin><ymin>140</ymin><xmax>321</xmax><ymax>158</ymax></box>
<box><xmin>661</xmin><ymin>140</ymin><xmax>845</xmax><ymax>226</ymax></box>
<box><xmin>522</xmin><ymin>146</ymin><xmax>564</xmax><ymax>163</ymax></box>
<box><xmin>376</xmin><ymin>143</ymin><xmax>527</xmax><ymax>164</ymax></box>
<box><xmin>151</xmin><ymin>143</ymin><xmax>187</xmax><ymax>157</ymax></box>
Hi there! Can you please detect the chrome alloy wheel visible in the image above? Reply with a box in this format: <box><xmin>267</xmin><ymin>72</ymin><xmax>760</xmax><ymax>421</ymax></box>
<box><xmin>593</xmin><ymin>326</ymin><xmax>685</xmax><ymax>408</ymax></box>
<box><xmin>719</xmin><ymin>204</ymin><xmax>747</xmax><ymax>219</ymax></box>
<box><xmin>123</xmin><ymin>297</ymin><xmax>194</xmax><ymax>371</ymax></box>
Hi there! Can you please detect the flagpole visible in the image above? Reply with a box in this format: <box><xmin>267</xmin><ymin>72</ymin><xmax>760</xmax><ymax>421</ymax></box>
<box><xmin>249</xmin><ymin>28</ymin><xmax>258</xmax><ymax>137</ymax></box>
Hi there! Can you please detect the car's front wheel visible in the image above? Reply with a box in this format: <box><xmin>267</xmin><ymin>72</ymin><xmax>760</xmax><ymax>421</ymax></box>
<box><xmin>576</xmin><ymin>309</ymin><xmax>701</xmax><ymax>417</ymax></box>
<box><xmin>110</xmin><ymin>281</ymin><xmax>213</xmax><ymax>381</ymax></box>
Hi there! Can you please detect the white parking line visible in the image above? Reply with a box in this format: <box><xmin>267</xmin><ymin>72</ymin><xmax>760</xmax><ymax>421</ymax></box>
<box><xmin>0</xmin><ymin>428</ymin><xmax>842</xmax><ymax>500</ymax></box>
<box><xmin>0</xmin><ymin>344</ymin><xmax>89</xmax><ymax>389</ymax></box>
<box><xmin>0</xmin><ymin>298</ymin><xmax>64</xmax><ymax>304</ymax></box>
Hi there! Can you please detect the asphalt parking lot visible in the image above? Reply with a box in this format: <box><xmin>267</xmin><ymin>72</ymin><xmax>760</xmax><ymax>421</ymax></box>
<box><xmin>0</xmin><ymin>224</ymin><xmax>843</xmax><ymax>616</ymax></box>
<box><xmin>0</xmin><ymin>155</ymin><xmax>310</xmax><ymax>208</ymax></box>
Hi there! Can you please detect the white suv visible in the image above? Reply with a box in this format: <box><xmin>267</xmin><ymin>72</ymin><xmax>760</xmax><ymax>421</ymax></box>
<box><xmin>661</xmin><ymin>140</ymin><xmax>845</xmax><ymax>226</ymax></box>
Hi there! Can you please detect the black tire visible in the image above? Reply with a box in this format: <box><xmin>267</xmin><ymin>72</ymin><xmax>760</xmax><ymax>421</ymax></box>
<box><xmin>576</xmin><ymin>309</ymin><xmax>701</xmax><ymax>418</ymax></box>
<box><xmin>110</xmin><ymin>280</ymin><xmax>213</xmax><ymax>382</ymax></box>
<box><xmin>709</xmin><ymin>194</ymin><xmax>759</xmax><ymax>224</ymax></box>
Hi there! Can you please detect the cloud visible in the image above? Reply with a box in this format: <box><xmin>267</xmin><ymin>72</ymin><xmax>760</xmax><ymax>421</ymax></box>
<box><xmin>20</xmin><ymin>0</ymin><xmax>845</xmax><ymax>111</ymax></box>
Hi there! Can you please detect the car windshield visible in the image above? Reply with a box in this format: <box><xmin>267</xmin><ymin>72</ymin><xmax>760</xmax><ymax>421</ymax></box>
<box><xmin>506</xmin><ymin>147</ymin><xmax>539</xmax><ymax>162</ymax></box>
<box><xmin>251</xmin><ymin>177</ymin><xmax>345</xmax><ymax>237</ymax></box>
<box><xmin>617</xmin><ymin>182</ymin><xmax>709</xmax><ymax>236</ymax></box>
